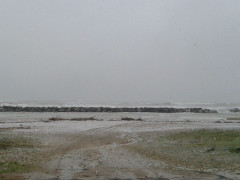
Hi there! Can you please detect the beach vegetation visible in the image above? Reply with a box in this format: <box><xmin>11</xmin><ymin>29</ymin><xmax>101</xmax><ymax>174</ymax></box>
<box><xmin>127</xmin><ymin>130</ymin><xmax>240</xmax><ymax>172</ymax></box>
<box><xmin>227</xmin><ymin>117</ymin><xmax>240</xmax><ymax>120</ymax></box>
<box><xmin>0</xmin><ymin>136</ymin><xmax>39</xmax><ymax>175</ymax></box>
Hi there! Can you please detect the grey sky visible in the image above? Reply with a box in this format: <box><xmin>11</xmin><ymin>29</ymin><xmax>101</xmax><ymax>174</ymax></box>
<box><xmin>1</xmin><ymin>0</ymin><xmax>240</xmax><ymax>103</ymax></box>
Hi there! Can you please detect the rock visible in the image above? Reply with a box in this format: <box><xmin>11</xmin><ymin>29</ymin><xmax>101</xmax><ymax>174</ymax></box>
<box><xmin>0</xmin><ymin>106</ymin><xmax>218</xmax><ymax>113</ymax></box>
<box><xmin>202</xmin><ymin>109</ymin><xmax>218</xmax><ymax>113</ymax></box>
<box><xmin>206</xmin><ymin>147</ymin><xmax>215</xmax><ymax>152</ymax></box>
<box><xmin>229</xmin><ymin>108</ymin><xmax>240</xmax><ymax>112</ymax></box>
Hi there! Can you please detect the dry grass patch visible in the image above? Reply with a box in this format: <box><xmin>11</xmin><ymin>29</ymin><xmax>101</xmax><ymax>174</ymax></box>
<box><xmin>48</xmin><ymin>117</ymin><xmax>98</xmax><ymax>121</ymax></box>
<box><xmin>227</xmin><ymin>117</ymin><xmax>240</xmax><ymax>120</ymax></box>
<box><xmin>121</xmin><ymin>117</ymin><xmax>142</xmax><ymax>121</ymax></box>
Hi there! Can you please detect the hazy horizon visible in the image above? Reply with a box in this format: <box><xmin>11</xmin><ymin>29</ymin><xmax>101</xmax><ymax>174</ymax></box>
<box><xmin>1</xmin><ymin>0</ymin><xmax>240</xmax><ymax>103</ymax></box>
<box><xmin>1</xmin><ymin>99</ymin><xmax>240</xmax><ymax>107</ymax></box>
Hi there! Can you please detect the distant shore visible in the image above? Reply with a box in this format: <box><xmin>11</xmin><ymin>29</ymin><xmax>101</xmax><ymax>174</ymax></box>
<box><xmin>0</xmin><ymin>105</ymin><xmax>218</xmax><ymax>113</ymax></box>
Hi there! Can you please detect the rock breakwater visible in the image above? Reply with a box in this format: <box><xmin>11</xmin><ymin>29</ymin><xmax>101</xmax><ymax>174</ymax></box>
<box><xmin>0</xmin><ymin>106</ymin><xmax>217</xmax><ymax>113</ymax></box>
<box><xmin>229</xmin><ymin>108</ymin><xmax>240</xmax><ymax>112</ymax></box>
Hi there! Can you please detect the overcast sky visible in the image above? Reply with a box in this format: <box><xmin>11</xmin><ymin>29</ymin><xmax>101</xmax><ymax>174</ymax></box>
<box><xmin>1</xmin><ymin>0</ymin><xmax>240</xmax><ymax>104</ymax></box>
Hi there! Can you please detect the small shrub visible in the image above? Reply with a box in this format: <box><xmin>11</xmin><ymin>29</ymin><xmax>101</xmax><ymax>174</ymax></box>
<box><xmin>121</xmin><ymin>117</ymin><xmax>142</xmax><ymax>121</ymax></box>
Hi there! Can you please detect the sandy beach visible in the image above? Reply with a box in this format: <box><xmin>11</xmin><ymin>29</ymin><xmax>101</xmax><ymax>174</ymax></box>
<box><xmin>0</xmin><ymin>112</ymin><xmax>240</xmax><ymax>180</ymax></box>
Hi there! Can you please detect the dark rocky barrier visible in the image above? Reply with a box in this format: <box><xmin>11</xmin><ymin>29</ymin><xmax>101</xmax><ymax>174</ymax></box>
<box><xmin>0</xmin><ymin>106</ymin><xmax>217</xmax><ymax>113</ymax></box>
<box><xmin>229</xmin><ymin>108</ymin><xmax>240</xmax><ymax>112</ymax></box>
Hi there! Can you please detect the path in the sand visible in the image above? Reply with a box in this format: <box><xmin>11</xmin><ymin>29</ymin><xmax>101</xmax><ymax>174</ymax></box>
<box><xmin>24</xmin><ymin>121</ymin><xmax>235</xmax><ymax>180</ymax></box>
